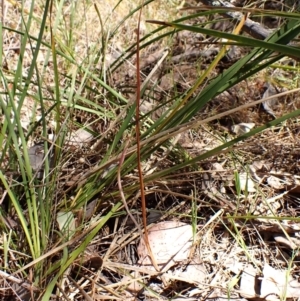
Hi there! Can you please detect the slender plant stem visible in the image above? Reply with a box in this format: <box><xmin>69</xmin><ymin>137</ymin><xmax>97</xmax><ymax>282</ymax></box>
<box><xmin>135</xmin><ymin>0</ymin><xmax>160</xmax><ymax>272</ymax></box>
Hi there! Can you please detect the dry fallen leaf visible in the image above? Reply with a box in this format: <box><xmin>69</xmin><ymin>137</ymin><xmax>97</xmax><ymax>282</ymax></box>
<box><xmin>273</xmin><ymin>235</ymin><xmax>300</xmax><ymax>250</ymax></box>
<box><xmin>68</xmin><ymin>127</ymin><xmax>93</xmax><ymax>147</ymax></box>
<box><xmin>249</xmin><ymin>160</ymin><xmax>266</xmax><ymax>182</ymax></box>
<box><xmin>165</xmin><ymin>257</ymin><xmax>207</xmax><ymax>285</ymax></box>
<box><xmin>261</xmin><ymin>264</ymin><xmax>300</xmax><ymax>300</ymax></box>
<box><xmin>240</xmin><ymin>265</ymin><xmax>257</xmax><ymax>298</ymax></box>
<box><xmin>231</xmin><ymin>123</ymin><xmax>255</xmax><ymax>135</ymax></box>
<box><xmin>262</xmin><ymin>83</ymin><xmax>278</xmax><ymax>118</ymax></box>
<box><xmin>238</xmin><ymin>173</ymin><xmax>256</xmax><ymax>192</ymax></box>
<box><xmin>57</xmin><ymin>211</ymin><xmax>76</xmax><ymax>238</ymax></box>
<box><xmin>267</xmin><ymin>175</ymin><xmax>285</xmax><ymax>190</ymax></box>
<box><xmin>137</xmin><ymin>221</ymin><xmax>193</xmax><ymax>272</ymax></box>
<box><xmin>121</xmin><ymin>271</ymin><xmax>144</xmax><ymax>293</ymax></box>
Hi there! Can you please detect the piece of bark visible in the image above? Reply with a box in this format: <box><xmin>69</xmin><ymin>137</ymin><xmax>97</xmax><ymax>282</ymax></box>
<box><xmin>196</xmin><ymin>0</ymin><xmax>274</xmax><ymax>40</ymax></box>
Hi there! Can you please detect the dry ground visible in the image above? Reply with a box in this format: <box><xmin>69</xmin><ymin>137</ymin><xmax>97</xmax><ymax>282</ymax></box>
<box><xmin>1</xmin><ymin>0</ymin><xmax>300</xmax><ymax>300</ymax></box>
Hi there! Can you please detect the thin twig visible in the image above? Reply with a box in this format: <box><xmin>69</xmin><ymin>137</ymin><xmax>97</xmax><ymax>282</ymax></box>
<box><xmin>0</xmin><ymin>269</ymin><xmax>40</xmax><ymax>295</ymax></box>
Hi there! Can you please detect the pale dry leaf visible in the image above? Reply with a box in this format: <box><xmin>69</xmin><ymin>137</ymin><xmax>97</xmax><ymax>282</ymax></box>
<box><xmin>57</xmin><ymin>211</ymin><xmax>76</xmax><ymax>238</ymax></box>
<box><xmin>193</xmin><ymin>141</ymin><xmax>205</xmax><ymax>149</ymax></box>
<box><xmin>188</xmin><ymin>288</ymin><xmax>202</xmax><ymax>297</ymax></box>
<box><xmin>231</xmin><ymin>123</ymin><xmax>255</xmax><ymax>135</ymax></box>
<box><xmin>261</xmin><ymin>264</ymin><xmax>300</xmax><ymax>300</ymax></box>
<box><xmin>212</xmin><ymin>162</ymin><xmax>225</xmax><ymax>171</ymax></box>
<box><xmin>68</xmin><ymin>127</ymin><xmax>93</xmax><ymax>147</ymax></box>
<box><xmin>255</xmin><ymin>218</ymin><xmax>300</xmax><ymax>233</ymax></box>
<box><xmin>121</xmin><ymin>271</ymin><xmax>144</xmax><ymax>292</ymax></box>
<box><xmin>240</xmin><ymin>265</ymin><xmax>257</xmax><ymax>298</ymax></box>
<box><xmin>273</xmin><ymin>235</ymin><xmax>300</xmax><ymax>250</ymax></box>
<box><xmin>251</xmin><ymin>161</ymin><xmax>265</xmax><ymax>170</ymax></box>
<box><xmin>137</xmin><ymin>221</ymin><xmax>193</xmax><ymax>271</ymax></box>
<box><xmin>238</xmin><ymin>173</ymin><xmax>256</xmax><ymax>192</ymax></box>
<box><xmin>253</xmin><ymin>191</ymin><xmax>284</xmax><ymax>215</ymax></box>
<box><xmin>167</xmin><ymin>257</ymin><xmax>207</xmax><ymax>284</ymax></box>
<box><xmin>224</xmin><ymin>257</ymin><xmax>244</xmax><ymax>275</ymax></box>
<box><xmin>262</xmin><ymin>83</ymin><xmax>278</xmax><ymax>118</ymax></box>
<box><xmin>249</xmin><ymin>161</ymin><xmax>265</xmax><ymax>182</ymax></box>
<box><xmin>267</xmin><ymin>175</ymin><xmax>285</xmax><ymax>190</ymax></box>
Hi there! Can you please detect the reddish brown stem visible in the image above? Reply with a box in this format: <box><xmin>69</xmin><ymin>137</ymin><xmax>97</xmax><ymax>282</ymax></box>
<box><xmin>135</xmin><ymin>2</ymin><xmax>160</xmax><ymax>272</ymax></box>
